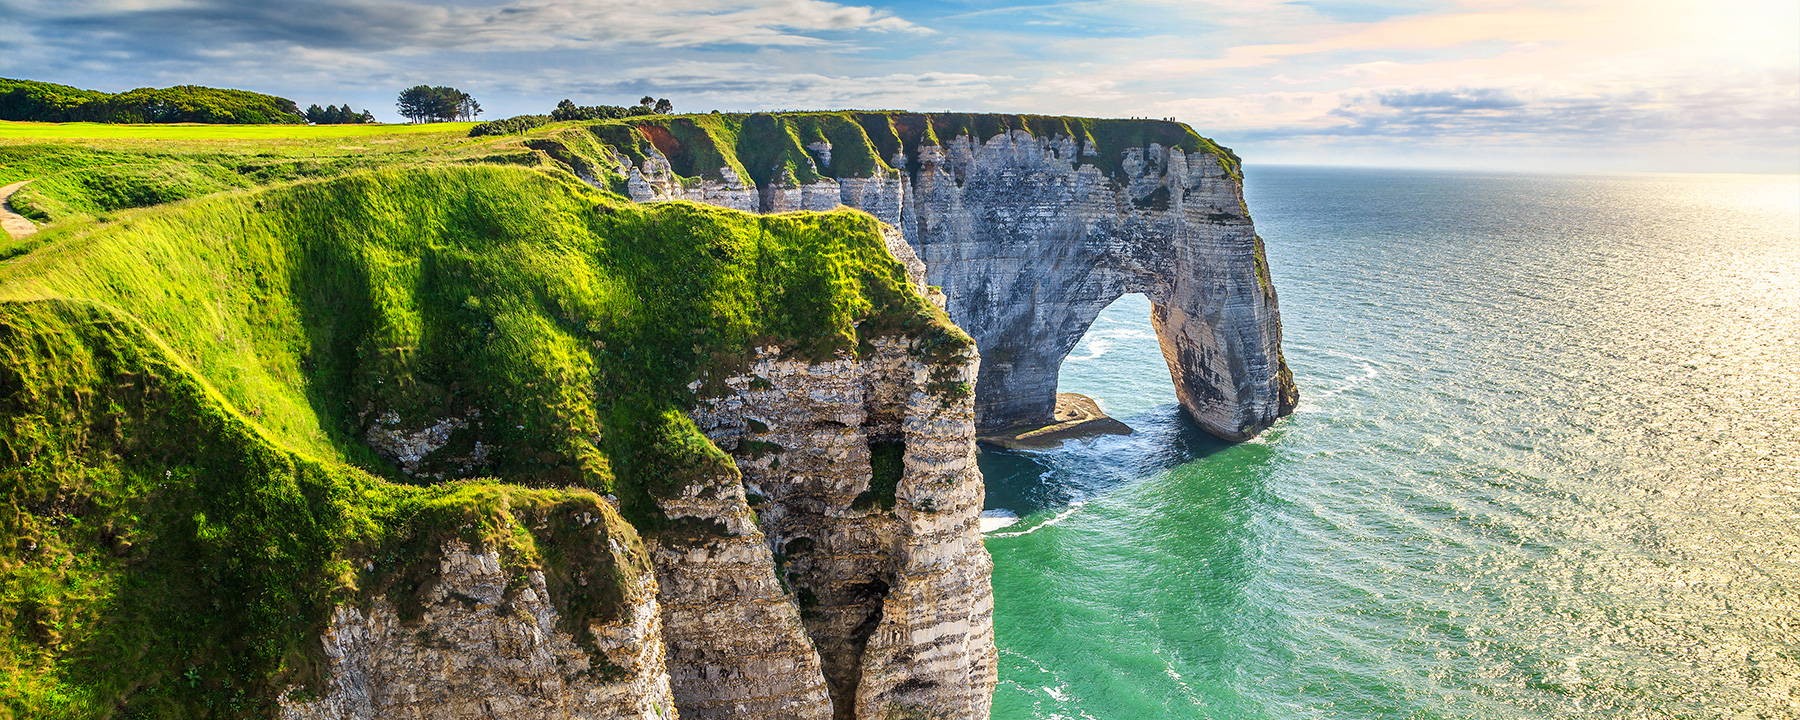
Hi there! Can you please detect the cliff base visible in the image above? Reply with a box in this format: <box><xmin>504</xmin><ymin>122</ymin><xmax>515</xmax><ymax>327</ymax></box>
<box><xmin>977</xmin><ymin>393</ymin><xmax>1132</xmax><ymax>450</ymax></box>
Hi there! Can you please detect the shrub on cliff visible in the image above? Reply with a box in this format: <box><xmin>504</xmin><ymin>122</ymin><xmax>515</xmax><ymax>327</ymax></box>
<box><xmin>550</xmin><ymin>97</ymin><xmax>670</xmax><ymax>122</ymax></box>
<box><xmin>551</xmin><ymin>99</ymin><xmax>629</xmax><ymax>121</ymax></box>
<box><xmin>469</xmin><ymin>114</ymin><xmax>551</xmax><ymax>136</ymax></box>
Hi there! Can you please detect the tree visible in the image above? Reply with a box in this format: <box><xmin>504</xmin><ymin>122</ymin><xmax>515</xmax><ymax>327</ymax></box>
<box><xmin>304</xmin><ymin>103</ymin><xmax>325</xmax><ymax>124</ymax></box>
<box><xmin>653</xmin><ymin>98</ymin><xmax>673</xmax><ymax>114</ymax></box>
<box><xmin>397</xmin><ymin>85</ymin><xmax>479</xmax><ymax>123</ymax></box>
<box><xmin>397</xmin><ymin>86</ymin><xmax>434</xmax><ymax>123</ymax></box>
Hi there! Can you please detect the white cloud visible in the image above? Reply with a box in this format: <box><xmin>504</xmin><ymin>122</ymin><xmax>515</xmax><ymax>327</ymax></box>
<box><xmin>1</xmin><ymin>0</ymin><xmax>1794</xmax><ymax>171</ymax></box>
<box><xmin>4</xmin><ymin>0</ymin><xmax>927</xmax><ymax>54</ymax></box>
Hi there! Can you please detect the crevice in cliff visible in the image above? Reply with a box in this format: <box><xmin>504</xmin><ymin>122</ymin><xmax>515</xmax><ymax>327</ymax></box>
<box><xmin>812</xmin><ymin>392</ymin><xmax>906</xmax><ymax>719</ymax></box>
<box><xmin>834</xmin><ymin>575</ymin><xmax>890</xmax><ymax>720</ymax></box>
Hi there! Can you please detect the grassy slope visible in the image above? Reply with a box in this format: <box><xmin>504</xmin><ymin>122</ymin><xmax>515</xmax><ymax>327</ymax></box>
<box><xmin>0</xmin><ymin>164</ymin><xmax>965</xmax><ymax>719</ymax></box>
<box><xmin>0</xmin><ymin>125</ymin><xmax>502</xmax><ymax>228</ymax></box>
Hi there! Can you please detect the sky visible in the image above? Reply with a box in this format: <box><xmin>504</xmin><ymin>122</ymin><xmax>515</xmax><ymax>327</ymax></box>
<box><xmin>1</xmin><ymin>0</ymin><xmax>1796</xmax><ymax>173</ymax></box>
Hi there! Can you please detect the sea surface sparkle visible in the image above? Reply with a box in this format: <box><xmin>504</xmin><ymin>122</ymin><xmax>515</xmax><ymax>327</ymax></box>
<box><xmin>983</xmin><ymin>167</ymin><xmax>1800</xmax><ymax>719</ymax></box>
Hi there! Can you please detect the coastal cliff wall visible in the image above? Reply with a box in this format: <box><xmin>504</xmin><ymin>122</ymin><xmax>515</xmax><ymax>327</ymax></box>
<box><xmin>674</xmin><ymin>234</ymin><xmax>993</xmax><ymax>718</ymax></box>
<box><xmin>576</xmin><ymin>112</ymin><xmax>1297</xmax><ymax>440</ymax></box>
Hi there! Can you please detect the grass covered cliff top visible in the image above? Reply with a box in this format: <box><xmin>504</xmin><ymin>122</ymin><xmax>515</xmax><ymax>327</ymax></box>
<box><xmin>2</xmin><ymin>110</ymin><xmax>1239</xmax><ymax>230</ymax></box>
<box><xmin>567</xmin><ymin>110</ymin><xmax>1242</xmax><ymax>188</ymax></box>
<box><xmin>0</xmin><ymin>161</ymin><xmax>967</xmax><ymax>718</ymax></box>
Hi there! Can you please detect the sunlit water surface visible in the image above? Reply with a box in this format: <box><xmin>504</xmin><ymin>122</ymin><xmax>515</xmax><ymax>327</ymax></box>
<box><xmin>983</xmin><ymin>167</ymin><xmax>1800</xmax><ymax>719</ymax></box>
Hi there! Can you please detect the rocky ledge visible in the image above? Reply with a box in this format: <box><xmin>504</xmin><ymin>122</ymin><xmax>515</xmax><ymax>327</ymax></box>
<box><xmin>977</xmin><ymin>393</ymin><xmax>1132</xmax><ymax>450</ymax></box>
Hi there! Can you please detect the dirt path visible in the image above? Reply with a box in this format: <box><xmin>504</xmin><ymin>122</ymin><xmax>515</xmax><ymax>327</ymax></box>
<box><xmin>2</xmin><ymin>180</ymin><xmax>39</xmax><ymax>239</ymax></box>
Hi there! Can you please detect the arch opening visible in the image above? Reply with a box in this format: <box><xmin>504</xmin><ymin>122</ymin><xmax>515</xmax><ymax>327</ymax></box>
<box><xmin>1055</xmin><ymin>293</ymin><xmax>1179</xmax><ymax>421</ymax></box>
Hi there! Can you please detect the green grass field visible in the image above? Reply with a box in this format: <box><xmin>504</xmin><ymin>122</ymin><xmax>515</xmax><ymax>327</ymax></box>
<box><xmin>0</xmin><ymin>121</ymin><xmax>476</xmax><ymax>139</ymax></box>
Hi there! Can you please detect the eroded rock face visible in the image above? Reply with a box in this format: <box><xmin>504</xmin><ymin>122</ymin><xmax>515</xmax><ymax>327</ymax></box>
<box><xmin>683</xmin><ymin>336</ymin><xmax>994</xmax><ymax>720</ymax></box>
<box><xmin>280</xmin><ymin>541</ymin><xmax>675</xmax><ymax>720</ymax></box>
<box><xmin>621</xmin><ymin>129</ymin><xmax>1296</xmax><ymax>441</ymax></box>
<box><xmin>636</xmin><ymin>221</ymin><xmax>993</xmax><ymax>720</ymax></box>
<box><xmin>642</xmin><ymin>427</ymin><xmax>835</xmax><ymax>719</ymax></box>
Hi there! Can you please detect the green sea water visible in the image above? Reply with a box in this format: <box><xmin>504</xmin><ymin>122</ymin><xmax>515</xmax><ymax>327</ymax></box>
<box><xmin>982</xmin><ymin>167</ymin><xmax>1800</xmax><ymax>719</ymax></box>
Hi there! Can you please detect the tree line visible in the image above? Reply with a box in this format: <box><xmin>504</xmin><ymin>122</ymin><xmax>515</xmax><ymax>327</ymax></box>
<box><xmin>392</xmin><ymin>83</ymin><xmax>679</xmax><ymax>128</ymax></box>
<box><xmin>304</xmin><ymin>103</ymin><xmax>374</xmax><ymax>124</ymax></box>
<box><xmin>551</xmin><ymin>96</ymin><xmax>672</xmax><ymax>121</ymax></box>
<box><xmin>0</xmin><ymin>78</ymin><xmax>305</xmax><ymax>124</ymax></box>
<box><xmin>467</xmin><ymin>95</ymin><xmax>677</xmax><ymax>136</ymax></box>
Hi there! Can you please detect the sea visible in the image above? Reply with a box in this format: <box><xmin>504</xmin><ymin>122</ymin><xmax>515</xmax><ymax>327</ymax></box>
<box><xmin>981</xmin><ymin>166</ymin><xmax>1800</xmax><ymax>720</ymax></box>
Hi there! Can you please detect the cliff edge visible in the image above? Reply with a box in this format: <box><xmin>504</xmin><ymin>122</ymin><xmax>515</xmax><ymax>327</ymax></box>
<box><xmin>524</xmin><ymin>112</ymin><xmax>1298</xmax><ymax>440</ymax></box>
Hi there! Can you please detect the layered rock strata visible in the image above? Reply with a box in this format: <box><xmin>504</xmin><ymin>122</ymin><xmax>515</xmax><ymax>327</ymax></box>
<box><xmin>284</xmin><ymin>113</ymin><xmax>1286</xmax><ymax>720</ymax></box>
<box><xmin>281</xmin><ymin>541</ymin><xmax>675</xmax><ymax>720</ymax></box>
<box><xmin>623</xmin><ymin>143</ymin><xmax>905</xmax><ymax>222</ymax></box>
<box><xmin>316</xmin><ymin>228</ymin><xmax>992</xmax><ymax>720</ymax></box>
<box><xmin>897</xmin><ymin>131</ymin><xmax>1295</xmax><ymax>440</ymax></box>
<box><xmin>663</xmin><ymin>243</ymin><xmax>994</xmax><ymax>719</ymax></box>
<box><xmin>684</xmin><ymin>337</ymin><xmax>994</xmax><ymax>720</ymax></box>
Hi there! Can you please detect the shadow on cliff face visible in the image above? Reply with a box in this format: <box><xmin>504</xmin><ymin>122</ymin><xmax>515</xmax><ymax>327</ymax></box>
<box><xmin>978</xmin><ymin>404</ymin><xmax>1237</xmax><ymax>518</ymax></box>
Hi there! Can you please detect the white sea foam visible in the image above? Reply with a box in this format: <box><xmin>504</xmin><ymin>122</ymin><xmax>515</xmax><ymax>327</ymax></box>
<box><xmin>1160</xmin><ymin>652</ymin><xmax>1205</xmax><ymax>707</ymax></box>
<box><xmin>986</xmin><ymin>501</ymin><xmax>1087</xmax><ymax>538</ymax></box>
<box><xmin>1065</xmin><ymin>327</ymin><xmax>1156</xmax><ymax>363</ymax></box>
<box><xmin>1063</xmin><ymin>337</ymin><xmax>1112</xmax><ymax>362</ymax></box>
<box><xmin>980</xmin><ymin>508</ymin><xmax>1019</xmax><ymax>533</ymax></box>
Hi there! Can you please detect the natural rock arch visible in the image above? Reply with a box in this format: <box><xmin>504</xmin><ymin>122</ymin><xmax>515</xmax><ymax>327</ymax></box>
<box><xmin>893</xmin><ymin>131</ymin><xmax>1297</xmax><ymax>440</ymax></box>
<box><xmin>607</xmin><ymin>114</ymin><xmax>1298</xmax><ymax>439</ymax></box>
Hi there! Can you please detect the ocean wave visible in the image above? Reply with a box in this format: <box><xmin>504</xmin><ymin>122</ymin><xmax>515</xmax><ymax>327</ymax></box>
<box><xmin>1063</xmin><ymin>338</ymin><xmax>1112</xmax><ymax>362</ymax></box>
<box><xmin>986</xmin><ymin>501</ymin><xmax>1087</xmax><ymax>537</ymax></box>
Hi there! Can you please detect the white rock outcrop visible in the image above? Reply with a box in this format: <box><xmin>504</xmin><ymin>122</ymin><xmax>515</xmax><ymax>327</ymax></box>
<box><xmin>281</xmin><ymin>541</ymin><xmax>675</xmax><ymax>720</ymax></box>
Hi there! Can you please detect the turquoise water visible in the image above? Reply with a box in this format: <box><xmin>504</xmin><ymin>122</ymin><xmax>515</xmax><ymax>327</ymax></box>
<box><xmin>983</xmin><ymin>167</ymin><xmax>1800</xmax><ymax>719</ymax></box>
